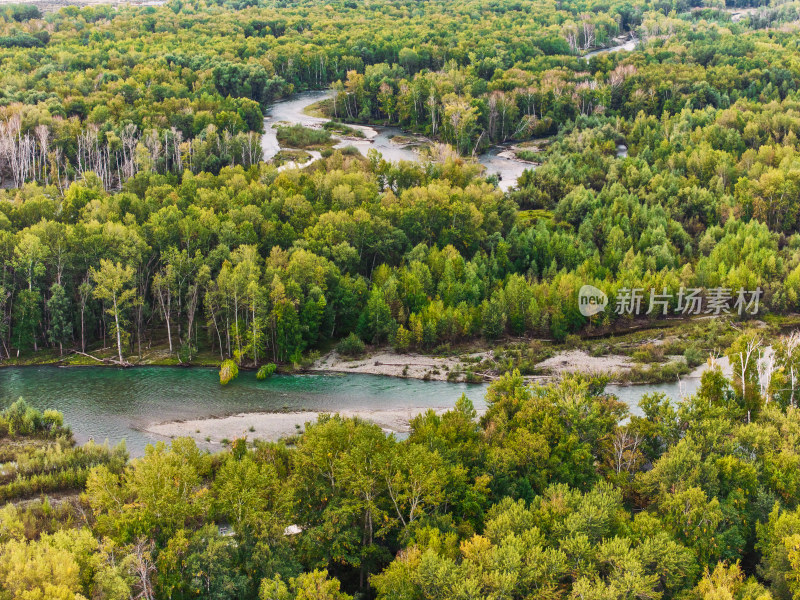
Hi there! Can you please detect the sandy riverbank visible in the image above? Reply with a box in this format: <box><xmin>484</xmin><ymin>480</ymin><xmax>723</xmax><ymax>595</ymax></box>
<box><xmin>309</xmin><ymin>350</ymin><xmax>493</xmax><ymax>381</ymax></box>
<box><xmin>144</xmin><ymin>406</ymin><xmax>475</xmax><ymax>449</ymax></box>
<box><xmin>535</xmin><ymin>350</ymin><xmax>634</xmax><ymax>375</ymax></box>
<box><xmin>309</xmin><ymin>349</ymin><xmax>643</xmax><ymax>382</ymax></box>
<box><xmin>140</xmin><ymin>348</ymin><xmax>740</xmax><ymax>451</ymax></box>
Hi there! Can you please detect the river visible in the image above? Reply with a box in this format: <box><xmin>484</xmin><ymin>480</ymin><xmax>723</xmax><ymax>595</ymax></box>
<box><xmin>583</xmin><ymin>35</ymin><xmax>638</xmax><ymax>60</ymax></box>
<box><xmin>0</xmin><ymin>366</ymin><xmax>701</xmax><ymax>456</ymax></box>
<box><xmin>261</xmin><ymin>90</ymin><xmax>533</xmax><ymax>191</ymax></box>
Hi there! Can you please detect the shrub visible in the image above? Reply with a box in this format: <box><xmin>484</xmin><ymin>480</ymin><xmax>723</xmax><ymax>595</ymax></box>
<box><xmin>516</xmin><ymin>150</ymin><xmax>541</xmax><ymax>162</ymax></box>
<box><xmin>257</xmin><ymin>363</ymin><xmax>277</xmax><ymax>380</ymax></box>
<box><xmin>0</xmin><ymin>441</ymin><xmax>125</xmax><ymax>502</ymax></box>
<box><xmin>322</xmin><ymin>121</ymin><xmax>365</xmax><ymax>137</ymax></box>
<box><xmin>42</xmin><ymin>410</ymin><xmax>63</xmax><ymax>430</ymax></box>
<box><xmin>337</xmin><ymin>333</ymin><xmax>365</xmax><ymax>357</ymax></box>
<box><xmin>632</xmin><ymin>343</ymin><xmax>665</xmax><ymax>363</ymax></box>
<box><xmin>684</xmin><ymin>345</ymin><xmax>705</xmax><ymax>368</ymax></box>
<box><xmin>465</xmin><ymin>371</ymin><xmax>484</xmax><ymax>384</ymax></box>
<box><xmin>276</xmin><ymin>124</ymin><xmax>332</xmax><ymax>148</ymax></box>
<box><xmin>219</xmin><ymin>360</ymin><xmax>239</xmax><ymax>385</ymax></box>
<box><xmin>272</xmin><ymin>149</ymin><xmax>311</xmax><ymax>167</ymax></box>
<box><xmin>621</xmin><ymin>361</ymin><xmax>690</xmax><ymax>383</ymax></box>
<box><xmin>0</xmin><ymin>400</ymin><xmax>68</xmax><ymax>438</ymax></box>
<box><xmin>300</xmin><ymin>350</ymin><xmax>320</xmax><ymax>368</ymax></box>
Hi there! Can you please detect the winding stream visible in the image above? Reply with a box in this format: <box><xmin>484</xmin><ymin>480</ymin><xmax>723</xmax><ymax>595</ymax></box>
<box><xmin>0</xmin><ymin>366</ymin><xmax>701</xmax><ymax>456</ymax></box>
<box><xmin>260</xmin><ymin>41</ymin><xmax>642</xmax><ymax>189</ymax></box>
<box><xmin>261</xmin><ymin>90</ymin><xmax>534</xmax><ymax>191</ymax></box>
<box><xmin>583</xmin><ymin>35</ymin><xmax>638</xmax><ymax>60</ymax></box>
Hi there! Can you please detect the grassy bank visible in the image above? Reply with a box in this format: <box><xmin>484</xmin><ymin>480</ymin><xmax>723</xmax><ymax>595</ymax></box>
<box><xmin>275</xmin><ymin>124</ymin><xmax>334</xmax><ymax>149</ymax></box>
<box><xmin>4</xmin><ymin>316</ymin><xmax>798</xmax><ymax>384</ymax></box>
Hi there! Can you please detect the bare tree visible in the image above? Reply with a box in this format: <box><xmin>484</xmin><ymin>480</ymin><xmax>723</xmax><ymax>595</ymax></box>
<box><xmin>737</xmin><ymin>336</ymin><xmax>761</xmax><ymax>399</ymax></box>
<box><xmin>563</xmin><ymin>22</ymin><xmax>579</xmax><ymax>52</ymax></box>
<box><xmin>519</xmin><ymin>85</ymin><xmax>537</xmax><ymax>117</ymax></box>
<box><xmin>120</xmin><ymin>123</ymin><xmax>140</xmax><ymax>181</ymax></box>
<box><xmin>609</xmin><ymin>64</ymin><xmax>638</xmax><ymax>90</ymax></box>
<box><xmin>126</xmin><ymin>538</ymin><xmax>157</xmax><ymax>600</ymax></box>
<box><xmin>573</xmin><ymin>80</ymin><xmax>599</xmax><ymax>117</ymax></box>
<box><xmin>427</xmin><ymin>86</ymin><xmax>438</xmax><ymax>136</ymax></box>
<box><xmin>735</xmin><ymin>336</ymin><xmax>762</xmax><ymax>422</ymax></box>
<box><xmin>0</xmin><ymin>115</ymin><xmax>34</xmax><ymax>187</ymax></box>
<box><xmin>757</xmin><ymin>348</ymin><xmax>775</xmax><ymax>403</ymax></box>
<box><xmin>34</xmin><ymin>124</ymin><xmax>49</xmax><ymax>183</ymax></box>
<box><xmin>581</xmin><ymin>15</ymin><xmax>596</xmax><ymax>50</ymax></box>
<box><xmin>144</xmin><ymin>129</ymin><xmax>163</xmax><ymax>173</ymax></box>
<box><xmin>785</xmin><ymin>332</ymin><xmax>800</xmax><ymax>407</ymax></box>
<box><xmin>610</xmin><ymin>428</ymin><xmax>643</xmax><ymax>475</ymax></box>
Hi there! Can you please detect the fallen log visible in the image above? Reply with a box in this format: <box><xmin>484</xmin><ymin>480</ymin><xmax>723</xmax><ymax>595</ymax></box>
<box><xmin>69</xmin><ymin>350</ymin><xmax>133</xmax><ymax>367</ymax></box>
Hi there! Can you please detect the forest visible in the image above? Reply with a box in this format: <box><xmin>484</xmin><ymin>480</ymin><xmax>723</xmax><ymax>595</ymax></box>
<box><xmin>4</xmin><ymin>0</ymin><xmax>800</xmax><ymax>595</ymax></box>
<box><xmin>1</xmin><ymin>0</ymin><xmax>800</xmax><ymax>366</ymax></box>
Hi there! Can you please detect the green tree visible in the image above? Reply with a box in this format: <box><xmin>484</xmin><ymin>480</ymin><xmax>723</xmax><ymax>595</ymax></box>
<box><xmin>90</xmin><ymin>259</ymin><xmax>135</xmax><ymax>364</ymax></box>
<box><xmin>481</xmin><ymin>292</ymin><xmax>506</xmax><ymax>340</ymax></box>
<box><xmin>86</xmin><ymin>438</ymin><xmax>208</xmax><ymax>544</ymax></box>
<box><xmin>47</xmin><ymin>282</ymin><xmax>72</xmax><ymax>355</ymax></box>
<box><xmin>12</xmin><ymin>289</ymin><xmax>41</xmax><ymax>354</ymax></box>
<box><xmin>357</xmin><ymin>288</ymin><xmax>396</xmax><ymax>345</ymax></box>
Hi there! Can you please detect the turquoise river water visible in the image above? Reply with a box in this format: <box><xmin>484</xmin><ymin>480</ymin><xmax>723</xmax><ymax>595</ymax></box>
<box><xmin>0</xmin><ymin>367</ymin><xmax>700</xmax><ymax>456</ymax></box>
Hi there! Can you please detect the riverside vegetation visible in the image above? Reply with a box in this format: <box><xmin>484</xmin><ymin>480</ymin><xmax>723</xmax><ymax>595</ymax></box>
<box><xmin>3</xmin><ymin>0</ymin><xmax>800</xmax><ymax>596</ymax></box>
<box><xmin>4</xmin><ymin>363</ymin><xmax>800</xmax><ymax>599</ymax></box>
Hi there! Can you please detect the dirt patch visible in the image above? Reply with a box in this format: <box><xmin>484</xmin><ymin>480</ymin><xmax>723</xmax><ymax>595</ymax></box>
<box><xmin>309</xmin><ymin>350</ymin><xmax>492</xmax><ymax>381</ymax></box>
<box><xmin>536</xmin><ymin>350</ymin><xmax>634</xmax><ymax>375</ymax></box>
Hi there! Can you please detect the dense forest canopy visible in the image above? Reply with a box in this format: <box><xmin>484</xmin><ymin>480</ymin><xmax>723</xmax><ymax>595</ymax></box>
<box><xmin>4</xmin><ymin>0</ymin><xmax>800</xmax><ymax>597</ymax></box>
<box><xmin>1</xmin><ymin>0</ymin><xmax>800</xmax><ymax>366</ymax></box>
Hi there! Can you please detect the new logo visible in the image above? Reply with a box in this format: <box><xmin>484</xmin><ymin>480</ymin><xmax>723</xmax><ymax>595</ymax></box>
<box><xmin>578</xmin><ymin>285</ymin><xmax>608</xmax><ymax>317</ymax></box>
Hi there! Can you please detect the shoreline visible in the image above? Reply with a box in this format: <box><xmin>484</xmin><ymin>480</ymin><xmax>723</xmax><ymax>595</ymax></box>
<box><xmin>2</xmin><ymin>348</ymin><xmax>722</xmax><ymax>455</ymax></box>
<box><xmin>139</xmin><ymin>352</ymin><xmax>717</xmax><ymax>450</ymax></box>
<box><xmin>0</xmin><ymin>346</ymin><xmax>713</xmax><ymax>383</ymax></box>
<box><xmin>5</xmin><ymin>310</ymin><xmax>773</xmax><ymax>382</ymax></box>
<box><xmin>143</xmin><ymin>406</ymin><xmax>485</xmax><ymax>449</ymax></box>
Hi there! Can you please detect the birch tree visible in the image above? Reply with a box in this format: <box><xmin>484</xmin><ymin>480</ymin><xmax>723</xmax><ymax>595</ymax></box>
<box><xmin>91</xmin><ymin>259</ymin><xmax>135</xmax><ymax>364</ymax></box>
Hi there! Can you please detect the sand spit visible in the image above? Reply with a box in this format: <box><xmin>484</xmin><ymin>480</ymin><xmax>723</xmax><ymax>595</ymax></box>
<box><xmin>311</xmin><ymin>349</ymin><xmax>641</xmax><ymax>381</ymax></box>
<box><xmin>309</xmin><ymin>350</ymin><xmax>493</xmax><ymax>381</ymax></box>
<box><xmin>535</xmin><ymin>350</ymin><xmax>635</xmax><ymax>375</ymax></box>
<box><xmin>309</xmin><ymin>350</ymin><xmax>492</xmax><ymax>381</ymax></box>
<box><xmin>144</xmin><ymin>406</ymin><xmax>478</xmax><ymax>449</ymax></box>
